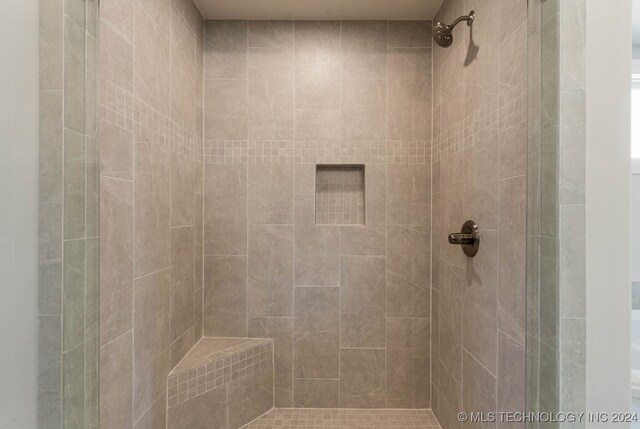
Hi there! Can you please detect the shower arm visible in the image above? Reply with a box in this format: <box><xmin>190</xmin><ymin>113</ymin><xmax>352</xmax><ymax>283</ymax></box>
<box><xmin>448</xmin><ymin>11</ymin><xmax>475</xmax><ymax>29</ymax></box>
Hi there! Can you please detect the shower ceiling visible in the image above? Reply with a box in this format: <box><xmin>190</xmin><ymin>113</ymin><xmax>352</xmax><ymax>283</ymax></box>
<box><xmin>193</xmin><ymin>0</ymin><xmax>444</xmax><ymax>20</ymax></box>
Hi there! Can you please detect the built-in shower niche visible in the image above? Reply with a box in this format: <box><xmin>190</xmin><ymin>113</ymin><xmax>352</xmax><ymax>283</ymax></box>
<box><xmin>315</xmin><ymin>165</ymin><xmax>365</xmax><ymax>226</ymax></box>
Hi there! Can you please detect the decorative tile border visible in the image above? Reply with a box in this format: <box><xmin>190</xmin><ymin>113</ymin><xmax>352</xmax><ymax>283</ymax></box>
<box><xmin>204</xmin><ymin>140</ymin><xmax>432</xmax><ymax>165</ymax></box>
<box><xmin>242</xmin><ymin>408</ymin><xmax>442</xmax><ymax>428</ymax></box>
<box><xmin>434</xmin><ymin>80</ymin><xmax>527</xmax><ymax>162</ymax></box>
<box><xmin>100</xmin><ymin>78</ymin><xmax>203</xmax><ymax>162</ymax></box>
<box><xmin>167</xmin><ymin>340</ymin><xmax>273</xmax><ymax>408</ymax></box>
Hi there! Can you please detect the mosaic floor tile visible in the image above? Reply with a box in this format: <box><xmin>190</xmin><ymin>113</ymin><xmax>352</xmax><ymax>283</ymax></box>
<box><xmin>242</xmin><ymin>408</ymin><xmax>441</xmax><ymax>428</ymax></box>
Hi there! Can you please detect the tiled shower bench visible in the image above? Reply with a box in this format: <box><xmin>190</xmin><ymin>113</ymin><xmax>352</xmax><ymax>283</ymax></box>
<box><xmin>167</xmin><ymin>337</ymin><xmax>274</xmax><ymax>429</ymax></box>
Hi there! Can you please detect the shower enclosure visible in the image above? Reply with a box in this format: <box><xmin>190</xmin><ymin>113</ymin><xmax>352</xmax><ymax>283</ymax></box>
<box><xmin>11</xmin><ymin>0</ymin><xmax>632</xmax><ymax>428</ymax></box>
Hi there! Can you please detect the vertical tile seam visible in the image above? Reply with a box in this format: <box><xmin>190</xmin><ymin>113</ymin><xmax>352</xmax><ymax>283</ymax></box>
<box><xmin>245</xmin><ymin>20</ymin><xmax>249</xmax><ymax>340</ymax></box>
<box><xmin>131</xmin><ymin>2</ymin><xmax>137</xmax><ymax>427</ymax></box>
<box><xmin>337</xmin><ymin>19</ymin><xmax>343</xmax><ymax>408</ymax></box>
<box><xmin>291</xmin><ymin>20</ymin><xmax>297</xmax><ymax>408</ymax></box>
<box><xmin>383</xmin><ymin>19</ymin><xmax>389</xmax><ymax>408</ymax></box>
<box><xmin>429</xmin><ymin>17</ymin><xmax>434</xmax><ymax>408</ymax></box>
<box><xmin>60</xmin><ymin>0</ymin><xmax>69</xmax><ymax>427</ymax></box>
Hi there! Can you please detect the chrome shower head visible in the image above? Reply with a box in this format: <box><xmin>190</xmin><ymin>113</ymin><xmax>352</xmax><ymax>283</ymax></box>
<box><xmin>432</xmin><ymin>10</ymin><xmax>475</xmax><ymax>48</ymax></box>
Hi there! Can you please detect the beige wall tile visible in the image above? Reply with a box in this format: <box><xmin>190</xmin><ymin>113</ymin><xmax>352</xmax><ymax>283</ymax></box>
<box><xmin>40</xmin><ymin>0</ymin><xmax>63</xmax><ymax>90</ymax></box>
<box><xmin>62</xmin><ymin>343</ymin><xmax>84</xmax><ymax>428</ymax></box>
<box><xmin>167</xmin><ymin>386</ymin><xmax>227</xmax><ymax>429</ymax></box>
<box><xmin>173</xmin><ymin>0</ymin><xmax>204</xmax><ymax>38</ymax></box>
<box><xmin>205</xmin><ymin>20</ymin><xmax>247</xmax><ymax>79</ymax></box>
<box><xmin>340</xmin><ymin>225</ymin><xmax>386</xmax><ymax>256</ymax></box>
<box><xmin>387</xmin><ymin>225</ymin><xmax>430</xmax><ymax>317</ymax></box>
<box><xmin>227</xmin><ymin>366</ymin><xmax>273</xmax><ymax>427</ymax></box>
<box><xmin>38</xmin><ymin>315</ymin><xmax>62</xmax><ymax>429</ymax></box>
<box><xmin>294</xmin><ymin>21</ymin><xmax>340</xmax><ymax>109</ymax></box>
<box><xmin>248</xmin><ymin>225</ymin><xmax>293</xmax><ymax>318</ymax></box>
<box><xmin>559</xmin><ymin>204</ymin><xmax>586</xmax><ymax>319</ymax></box>
<box><xmin>171</xmin><ymin>153</ymin><xmax>196</xmax><ymax>227</ymax></box>
<box><xmin>100</xmin><ymin>178</ymin><xmax>133</xmax><ymax>344</ymax></box>
<box><xmin>497</xmin><ymin>332</ymin><xmax>525</xmax><ymax>420</ymax></box>
<box><xmin>463</xmin><ymin>351</ymin><xmax>498</xmax><ymax>422</ymax></box>
<box><xmin>248</xmin><ymin>47</ymin><xmax>294</xmax><ymax>140</ymax></box>
<box><xmin>85</xmin><ymin>135</ymin><xmax>98</xmax><ymax>239</ymax></box>
<box><xmin>463</xmin><ymin>0</ymin><xmax>500</xmax><ymax>116</ymax></box>
<box><xmin>63</xmin><ymin>128</ymin><xmax>86</xmax><ymax>239</ymax></box>
<box><xmin>386</xmin><ymin>347</ymin><xmax>430</xmax><ymax>408</ymax></box>
<box><xmin>63</xmin><ymin>240</ymin><xmax>85</xmax><ymax>351</ymax></box>
<box><xmin>393</xmin><ymin>345</ymin><xmax>430</xmax><ymax>406</ymax></box>
<box><xmin>340</xmin><ymin>257</ymin><xmax>385</xmax><ymax>348</ymax></box>
<box><xmin>341</xmin><ymin>79</ymin><xmax>387</xmax><ymax>140</ymax></box>
<box><xmin>499</xmin><ymin>22</ymin><xmax>527</xmax><ymax>93</ymax></box>
<box><xmin>100</xmin><ymin>121</ymin><xmax>133</xmax><ymax>180</ymax></box>
<box><xmin>134</xmin><ymin>391</ymin><xmax>166</xmax><ymax>429</ymax></box>
<box><xmin>387</xmin><ymin>48</ymin><xmax>432</xmax><ymax>140</ymax></box>
<box><xmin>171</xmin><ymin>227</ymin><xmax>195</xmax><ymax>341</ymax></box>
<box><xmin>100</xmin><ymin>0</ymin><xmax>134</xmax><ymax>44</ymax></box>
<box><xmin>249</xmin><ymin>20</ymin><xmax>294</xmax><ymax>49</ymax></box>
<box><xmin>134</xmin><ymin>141</ymin><xmax>171</xmax><ymax>277</ymax></box>
<box><xmin>388</xmin><ymin>21</ymin><xmax>431</xmax><ymax>48</ymax></box>
<box><xmin>39</xmin><ymin>203</ymin><xmax>63</xmax><ymax>315</ymax></box>
<box><xmin>100</xmin><ymin>331</ymin><xmax>133</xmax><ymax>429</ymax></box>
<box><xmin>133</xmin><ymin>268</ymin><xmax>171</xmax><ymax>421</ymax></box>
<box><xmin>463</xmin><ymin>230</ymin><xmax>498</xmax><ymax>375</ymax></box>
<box><xmin>439</xmin><ymin>262</ymin><xmax>464</xmax><ymax>382</ymax></box>
<box><xmin>293</xmin><ymin>379</ymin><xmax>339</xmax><ymax>408</ymax></box>
<box><xmin>341</xmin><ymin>21</ymin><xmax>387</xmax><ymax>80</ymax></box>
<box><xmin>560</xmin><ymin>0</ymin><xmax>585</xmax><ymax>91</ymax></box>
<box><xmin>365</xmin><ymin>164</ymin><xmax>387</xmax><ymax>225</ymax></box>
<box><xmin>293</xmin><ymin>287</ymin><xmax>339</xmax><ymax>378</ymax></box>
<box><xmin>463</xmin><ymin>134</ymin><xmax>499</xmax><ymax>231</ymax></box>
<box><xmin>498</xmin><ymin>176</ymin><xmax>526</xmax><ymax>343</ymax></box>
<box><xmin>137</xmin><ymin>0</ymin><xmax>171</xmax><ymax>35</ymax></box>
<box><xmin>64</xmin><ymin>17</ymin><xmax>85</xmax><ymax>133</ymax></box>
<box><xmin>387</xmin><ymin>164</ymin><xmax>431</xmax><ymax>225</ymax></box>
<box><xmin>248</xmin><ymin>317</ymin><xmax>294</xmax><ymax>407</ymax></box>
<box><xmin>170</xmin><ymin>325</ymin><xmax>195</xmax><ymax>367</ymax></box>
<box><xmin>294</xmin><ymin>109</ymin><xmax>341</xmax><ymax>141</ymax></box>
<box><xmin>203</xmin><ymin>256</ymin><xmax>247</xmax><ymax>337</ymax></box>
<box><xmin>204</xmin><ymin>164</ymin><xmax>247</xmax><ymax>256</ymax></box>
<box><xmin>204</xmin><ymin>78</ymin><xmax>248</xmax><ymax>140</ymax></box>
<box><xmin>248</xmin><ymin>164</ymin><xmax>294</xmax><ymax>224</ymax></box>
<box><xmin>171</xmin><ymin>4</ymin><xmax>197</xmax><ymax>131</ymax></box>
<box><xmin>99</xmin><ymin>20</ymin><xmax>134</xmax><ymax>93</ymax></box>
<box><xmin>39</xmin><ymin>91</ymin><xmax>63</xmax><ymax>202</ymax></box>
<box><xmin>294</xmin><ymin>194</ymin><xmax>339</xmax><ymax>286</ymax></box>
<box><xmin>499</xmin><ymin>121</ymin><xmax>527</xmax><ymax>179</ymax></box>
<box><xmin>294</xmin><ymin>164</ymin><xmax>315</xmax><ymax>195</ymax></box>
<box><xmin>500</xmin><ymin>0</ymin><xmax>527</xmax><ymax>43</ymax></box>
<box><xmin>559</xmin><ymin>90</ymin><xmax>586</xmax><ymax>204</ymax></box>
<box><xmin>135</xmin><ymin>3</ymin><xmax>171</xmax><ymax>115</ymax></box>
<box><xmin>340</xmin><ymin>348</ymin><xmax>385</xmax><ymax>408</ymax></box>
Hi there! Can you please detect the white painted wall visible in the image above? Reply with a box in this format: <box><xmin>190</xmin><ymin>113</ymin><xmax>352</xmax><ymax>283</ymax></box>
<box><xmin>0</xmin><ymin>0</ymin><xmax>39</xmax><ymax>428</ymax></box>
<box><xmin>585</xmin><ymin>0</ymin><xmax>631</xmax><ymax>421</ymax></box>
<box><xmin>632</xmin><ymin>161</ymin><xmax>640</xmax><ymax>282</ymax></box>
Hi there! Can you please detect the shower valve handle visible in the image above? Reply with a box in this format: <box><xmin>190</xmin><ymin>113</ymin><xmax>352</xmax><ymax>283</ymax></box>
<box><xmin>447</xmin><ymin>233</ymin><xmax>476</xmax><ymax>245</ymax></box>
<box><xmin>448</xmin><ymin>220</ymin><xmax>480</xmax><ymax>257</ymax></box>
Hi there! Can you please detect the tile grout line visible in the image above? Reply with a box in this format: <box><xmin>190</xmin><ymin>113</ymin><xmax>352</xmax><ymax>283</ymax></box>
<box><xmin>132</xmin><ymin>1</ymin><xmax>137</xmax><ymax>426</ymax></box>
<box><xmin>291</xmin><ymin>20</ymin><xmax>296</xmax><ymax>409</ymax></box>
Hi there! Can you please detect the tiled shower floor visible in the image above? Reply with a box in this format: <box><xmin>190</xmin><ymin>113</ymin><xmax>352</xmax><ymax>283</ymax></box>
<box><xmin>242</xmin><ymin>408</ymin><xmax>441</xmax><ymax>428</ymax></box>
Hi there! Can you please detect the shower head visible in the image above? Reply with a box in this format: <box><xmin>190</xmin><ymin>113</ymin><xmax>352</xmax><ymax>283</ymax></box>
<box><xmin>432</xmin><ymin>10</ymin><xmax>474</xmax><ymax>48</ymax></box>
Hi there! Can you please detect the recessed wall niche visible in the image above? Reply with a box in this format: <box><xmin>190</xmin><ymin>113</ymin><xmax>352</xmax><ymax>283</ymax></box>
<box><xmin>315</xmin><ymin>165</ymin><xmax>365</xmax><ymax>226</ymax></box>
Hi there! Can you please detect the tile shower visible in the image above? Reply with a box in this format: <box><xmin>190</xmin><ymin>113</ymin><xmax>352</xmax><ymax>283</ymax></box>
<box><xmin>36</xmin><ymin>0</ymin><xmax>529</xmax><ymax>428</ymax></box>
